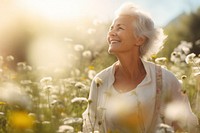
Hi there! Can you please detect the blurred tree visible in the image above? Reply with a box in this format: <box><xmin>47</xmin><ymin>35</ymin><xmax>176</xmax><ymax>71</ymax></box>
<box><xmin>159</xmin><ymin>7</ymin><xmax>200</xmax><ymax>58</ymax></box>
<box><xmin>189</xmin><ymin>8</ymin><xmax>200</xmax><ymax>54</ymax></box>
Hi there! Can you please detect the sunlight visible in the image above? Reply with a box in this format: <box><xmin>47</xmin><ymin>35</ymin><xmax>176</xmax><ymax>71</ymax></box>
<box><xmin>27</xmin><ymin>37</ymin><xmax>75</xmax><ymax>73</ymax></box>
<box><xmin>16</xmin><ymin>0</ymin><xmax>88</xmax><ymax>20</ymax></box>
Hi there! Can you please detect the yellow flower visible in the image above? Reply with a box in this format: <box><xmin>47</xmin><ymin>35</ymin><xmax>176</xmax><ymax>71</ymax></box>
<box><xmin>8</xmin><ymin>111</ymin><xmax>34</xmax><ymax>129</ymax></box>
<box><xmin>89</xmin><ymin>66</ymin><xmax>95</xmax><ymax>70</ymax></box>
<box><xmin>0</xmin><ymin>101</ymin><xmax>6</xmax><ymax>105</ymax></box>
<box><xmin>151</xmin><ymin>54</ymin><xmax>157</xmax><ymax>59</ymax></box>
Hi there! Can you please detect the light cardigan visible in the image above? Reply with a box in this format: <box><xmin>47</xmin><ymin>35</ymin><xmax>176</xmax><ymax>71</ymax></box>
<box><xmin>82</xmin><ymin>60</ymin><xmax>198</xmax><ymax>133</ymax></box>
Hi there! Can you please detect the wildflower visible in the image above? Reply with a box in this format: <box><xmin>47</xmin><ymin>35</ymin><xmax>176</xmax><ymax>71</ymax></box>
<box><xmin>94</xmin><ymin>77</ymin><xmax>103</xmax><ymax>87</ymax></box>
<box><xmin>57</xmin><ymin>125</ymin><xmax>74</xmax><ymax>133</ymax></box>
<box><xmin>71</xmin><ymin>97</ymin><xmax>88</xmax><ymax>103</ymax></box>
<box><xmin>182</xmin><ymin>46</ymin><xmax>190</xmax><ymax>55</ymax></box>
<box><xmin>43</xmin><ymin>85</ymin><xmax>54</xmax><ymax>90</ymax></box>
<box><xmin>40</xmin><ymin>77</ymin><xmax>53</xmax><ymax>86</ymax></box>
<box><xmin>75</xmin><ymin>82</ymin><xmax>86</xmax><ymax>89</ymax></box>
<box><xmin>28</xmin><ymin>113</ymin><xmax>36</xmax><ymax>119</ymax></box>
<box><xmin>88</xmin><ymin>70</ymin><xmax>96</xmax><ymax>80</ymax></box>
<box><xmin>50</xmin><ymin>94</ymin><xmax>58</xmax><ymax>100</ymax></box>
<box><xmin>178</xmin><ymin>80</ymin><xmax>183</xmax><ymax>85</ymax></box>
<box><xmin>194</xmin><ymin>72</ymin><xmax>200</xmax><ymax>77</ymax></box>
<box><xmin>20</xmin><ymin>80</ymin><xmax>32</xmax><ymax>85</ymax></box>
<box><xmin>171</xmin><ymin>52</ymin><xmax>178</xmax><ymax>57</ymax></box>
<box><xmin>156</xmin><ymin>123</ymin><xmax>174</xmax><ymax>133</ymax></box>
<box><xmin>175</xmin><ymin>41</ymin><xmax>192</xmax><ymax>55</ymax></box>
<box><xmin>194</xmin><ymin>58</ymin><xmax>200</xmax><ymax>66</ymax></box>
<box><xmin>182</xmin><ymin>41</ymin><xmax>192</xmax><ymax>48</ymax></box>
<box><xmin>0</xmin><ymin>112</ymin><xmax>4</xmax><ymax>115</ymax></box>
<box><xmin>89</xmin><ymin>131</ymin><xmax>100</xmax><ymax>133</ymax></box>
<box><xmin>151</xmin><ymin>54</ymin><xmax>157</xmax><ymax>59</ymax></box>
<box><xmin>8</xmin><ymin>111</ymin><xmax>34</xmax><ymax>129</ymax></box>
<box><xmin>17</xmin><ymin>62</ymin><xmax>26</xmax><ymax>71</ymax></box>
<box><xmin>51</xmin><ymin>100</ymin><xmax>65</xmax><ymax>113</ymax></box>
<box><xmin>185</xmin><ymin>53</ymin><xmax>196</xmax><ymax>64</ymax></box>
<box><xmin>70</xmin><ymin>68</ymin><xmax>80</xmax><ymax>77</ymax></box>
<box><xmin>0</xmin><ymin>82</ymin><xmax>32</xmax><ymax>110</ymax></box>
<box><xmin>82</xmin><ymin>50</ymin><xmax>92</xmax><ymax>59</ymax></box>
<box><xmin>6</xmin><ymin>55</ymin><xmax>14</xmax><ymax>62</ymax></box>
<box><xmin>40</xmin><ymin>77</ymin><xmax>53</xmax><ymax>83</ymax></box>
<box><xmin>89</xmin><ymin>66</ymin><xmax>95</xmax><ymax>70</ymax></box>
<box><xmin>170</xmin><ymin>52</ymin><xmax>181</xmax><ymax>63</ymax></box>
<box><xmin>51</xmin><ymin>100</ymin><xmax>64</xmax><ymax>107</ymax></box>
<box><xmin>164</xmin><ymin>101</ymin><xmax>193</xmax><ymax>127</ymax></box>
<box><xmin>195</xmin><ymin>39</ymin><xmax>200</xmax><ymax>45</ymax></box>
<box><xmin>63</xmin><ymin>117</ymin><xmax>83</xmax><ymax>125</ymax></box>
<box><xmin>26</xmin><ymin>65</ymin><xmax>32</xmax><ymax>71</ymax></box>
<box><xmin>62</xmin><ymin>78</ymin><xmax>76</xmax><ymax>86</ymax></box>
<box><xmin>42</xmin><ymin>121</ymin><xmax>51</xmax><ymax>125</ymax></box>
<box><xmin>74</xmin><ymin>44</ymin><xmax>84</xmax><ymax>52</ymax></box>
<box><xmin>181</xmin><ymin>75</ymin><xmax>187</xmax><ymax>80</ymax></box>
<box><xmin>51</xmin><ymin>99</ymin><xmax>63</xmax><ymax>106</ymax></box>
<box><xmin>155</xmin><ymin>57</ymin><xmax>167</xmax><ymax>64</ymax></box>
<box><xmin>0</xmin><ymin>101</ymin><xmax>6</xmax><ymax>105</ymax></box>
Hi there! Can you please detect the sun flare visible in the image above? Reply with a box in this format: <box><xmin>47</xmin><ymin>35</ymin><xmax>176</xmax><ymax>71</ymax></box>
<box><xmin>16</xmin><ymin>0</ymin><xmax>88</xmax><ymax>20</ymax></box>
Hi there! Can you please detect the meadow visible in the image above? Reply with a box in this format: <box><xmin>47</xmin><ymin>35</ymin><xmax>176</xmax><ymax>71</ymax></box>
<box><xmin>0</xmin><ymin>8</ymin><xmax>200</xmax><ymax>133</ymax></box>
<box><xmin>0</xmin><ymin>40</ymin><xmax>199</xmax><ymax>133</ymax></box>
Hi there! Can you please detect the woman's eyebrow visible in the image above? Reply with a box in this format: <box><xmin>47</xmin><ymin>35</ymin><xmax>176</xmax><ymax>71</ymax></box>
<box><xmin>110</xmin><ymin>24</ymin><xmax>126</xmax><ymax>29</ymax></box>
<box><xmin>111</xmin><ymin>24</ymin><xmax>126</xmax><ymax>28</ymax></box>
<box><xmin>116</xmin><ymin>24</ymin><xmax>126</xmax><ymax>27</ymax></box>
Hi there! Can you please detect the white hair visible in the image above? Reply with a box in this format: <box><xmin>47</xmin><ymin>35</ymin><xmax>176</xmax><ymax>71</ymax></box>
<box><xmin>115</xmin><ymin>3</ymin><xmax>167</xmax><ymax>59</ymax></box>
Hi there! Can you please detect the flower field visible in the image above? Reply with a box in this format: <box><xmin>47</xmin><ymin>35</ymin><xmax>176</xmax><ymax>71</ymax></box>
<box><xmin>0</xmin><ymin>39</ymin><xmax>199</xmax><ymax>133</ymax></box>
<box><xmin>0</xmin><ymin>2</ymin><xmax>200</xmax><ymax>132</ymax></box>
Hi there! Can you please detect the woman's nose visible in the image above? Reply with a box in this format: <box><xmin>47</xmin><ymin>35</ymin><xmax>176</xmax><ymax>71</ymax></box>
<box><xmin>108</xmin><ymin>29</ymin><xmax>116</xmax><ymax>37</ymax></box>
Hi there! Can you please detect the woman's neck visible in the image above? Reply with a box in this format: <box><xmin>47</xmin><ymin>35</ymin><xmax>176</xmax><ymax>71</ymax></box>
<box><xmin>116</xmin><ymin>53</ymin><xmax>145</xmax><ymax>80</ymax></box>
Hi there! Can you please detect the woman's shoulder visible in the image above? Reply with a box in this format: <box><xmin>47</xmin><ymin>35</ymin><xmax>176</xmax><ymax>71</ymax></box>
<box><xmin>94</xmin><ymin>64</ymin><xmax>114</xmax><ymax>79</ymax></box>
<box><xmin>144</xmin><ymin>60</ymin><xmax>179</xmax><ymax>83</ymax></box>
<box><xmin>160</xmin><ymin>66</ymin><xmax>179</xmax><ymax>82</ymax></box>
<box><xmin>145</xmin><ymin>60</ymin><xmax>178</xmax><ymax>80</ymax></box>
<box><xmin>147</xmin><ymin>61</ymin><xmax>181</xmax><ymax>92</ymax></box>
<box><xmin>158</xmin><ymin>65</ymin><xmax>181</xmax><ymax>90</ymax></box>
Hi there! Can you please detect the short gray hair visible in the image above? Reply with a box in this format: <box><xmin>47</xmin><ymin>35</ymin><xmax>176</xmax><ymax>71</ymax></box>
<box><xmin>115</xmin><ymin>3</ymin><xmax>167</xmax><ymax>59</ymax></box>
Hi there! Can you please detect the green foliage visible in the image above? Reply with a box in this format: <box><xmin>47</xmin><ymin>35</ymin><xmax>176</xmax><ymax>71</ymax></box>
<box><xmin>159</xmin><ymin>7</ymin><xmax>200</xmax><ymax>58</ymax></box>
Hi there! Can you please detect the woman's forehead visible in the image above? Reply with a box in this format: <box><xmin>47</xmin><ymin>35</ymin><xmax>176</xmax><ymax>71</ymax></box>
<box><xmin>111</xmin><ymin>15</ymin><xmax>135</xmax><ymax>26</ymax></box>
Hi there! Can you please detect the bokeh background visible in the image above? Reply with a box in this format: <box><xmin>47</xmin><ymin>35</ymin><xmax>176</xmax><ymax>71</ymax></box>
<box><xmin>0</xmin><ymin>0</ymin><xmax>200</xmax><ymax>133</ymax></box>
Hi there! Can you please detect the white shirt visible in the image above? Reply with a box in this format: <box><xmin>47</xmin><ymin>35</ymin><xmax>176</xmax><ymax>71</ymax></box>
<box><xmin>82</xmin><ymin>60</ymin><xmax>198</xmax><ymax>133</ymax></box>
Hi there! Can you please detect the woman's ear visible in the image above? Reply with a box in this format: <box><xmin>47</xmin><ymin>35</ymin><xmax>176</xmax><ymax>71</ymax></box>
<box><xmin>135</xmin><ymin>36</ymin><xmax>147</xmax><ymax>46</ymax></box>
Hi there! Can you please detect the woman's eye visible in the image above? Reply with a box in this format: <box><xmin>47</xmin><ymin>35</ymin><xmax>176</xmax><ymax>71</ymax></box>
<box><xmin>118</xmin><ymin>27</ymin><xmax>124</xmax><ymax>30</ymax></box>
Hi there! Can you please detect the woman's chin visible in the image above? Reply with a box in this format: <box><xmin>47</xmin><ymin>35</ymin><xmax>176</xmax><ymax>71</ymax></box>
<box><xmin>108</xmin><ymin>48</ymin><xmax>116</xmax><ymax>54</ymax></box>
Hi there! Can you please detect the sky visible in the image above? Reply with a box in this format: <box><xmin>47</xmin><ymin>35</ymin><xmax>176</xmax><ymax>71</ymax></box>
<box><xmin>11</xmin><ymin>0</ymin><xmax>200</xmax><ymax>26</ymax></box>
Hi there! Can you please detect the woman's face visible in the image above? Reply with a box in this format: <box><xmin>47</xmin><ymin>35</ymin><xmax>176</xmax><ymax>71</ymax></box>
<box><xmin>107</xmin><ymin>15</ymin><xmax>139</xmax><ymax>55</ymax></box>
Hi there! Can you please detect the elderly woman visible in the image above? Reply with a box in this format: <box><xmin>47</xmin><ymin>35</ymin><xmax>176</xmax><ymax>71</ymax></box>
<box><xmin>82</xmin><ymin>3</ymin><xmax>198</xmax><ymax>133</ymax></box>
